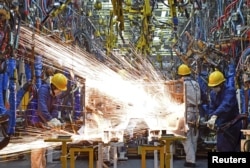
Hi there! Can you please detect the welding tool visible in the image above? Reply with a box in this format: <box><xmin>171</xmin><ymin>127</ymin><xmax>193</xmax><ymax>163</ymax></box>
<box><xmin>217</xmin><ymin>114</ymin><xmax>247</xmax><ymax>150</ymax></box>
<box><xmin>47</xmin><ymin>118</ymin><xmax>62</xmax><ymax>128</ymax></box>
<box><xmin>105</xmin><ymin>0</ymin><xmax>125</xmax><ymax>54</ymax></box>
<box><xmin>41</xmin><ymin>2</ymin><xmax>61</xmax><ymax>25</ymax></box>
<box><xmin>167</xmin><ymin>0</ymin><xmax>179</xmax><ymax>43</ymax></box>
<box><xmin>206</xmin><ymin>115</ymin><xmax>217</xmax><ymax>130</ymax></box>
<box><xmin>41</xmin><ymin>0</ymin><xmax>71</xmax><ymax>25</ymax></box>
<box><xmin>134</xmin><ymin>0</ymin><xmax>152</xmax><ymax>54</ymax></box>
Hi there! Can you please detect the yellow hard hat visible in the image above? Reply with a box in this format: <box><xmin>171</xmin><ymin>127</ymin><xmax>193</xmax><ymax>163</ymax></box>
<box><xmin>51</xmin><ymin>73</ymin><xmax>68</xmax><ymax>91</ymax></box>
<box><xmin>94</xmin><ymin>1</ymin><xmax>102</xmax><ymax>10</ymax></box>
<box><xmin>178</xmin><ymin>64</ymin><xmax>191</xmax><ymax>75</ymax></box>
<box><xmin>208</xmin><ymin>70</ymin><xmax>225</xmax><ymax>87</ymax></box>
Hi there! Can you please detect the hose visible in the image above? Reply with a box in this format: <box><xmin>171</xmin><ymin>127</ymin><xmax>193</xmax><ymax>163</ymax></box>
<box><xmin>31</xmin><ymin>0</ymin><xmax>44</xmax><ymax>19</ymax></box>
<box><xmin>218</xmin><ymin>114</ymin><xmax>247</xmax><ymax>150</ymax></box>
<box><xmin>237</xmin><ymin>0</ymin><xmax>245</xmax><ymax>26</ymax></box>
<box><xmin>24</xmin><ymin>0</ymin><xmax>29</xmax><ymax>16</ymax></box>
<box><xmin>41</xmin><ymin>0</ymin><xmax>48</xmax><ymax>15</ymax></box>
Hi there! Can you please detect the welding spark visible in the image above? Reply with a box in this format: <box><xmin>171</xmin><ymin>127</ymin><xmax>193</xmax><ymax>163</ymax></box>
<box><xmin>18</xmin><ymin>27</ymin><xmax>185</xmax><ymax>140</ymax></box>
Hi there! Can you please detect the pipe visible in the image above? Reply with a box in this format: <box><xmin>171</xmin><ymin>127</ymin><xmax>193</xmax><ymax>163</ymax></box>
<box><xmin>97</xmin><ymin>142</ymin><xmax>103</xmax><ymax>168</ymax></box>
<box><xmin>80</xmin><ymin>79</ymin><xmax>86</xmax><ymax>125</ymax></box>
<box><xmin>226</xmin><ymin>63</ymin><xmax>235</xmax><ymax>88</ymax></box>
<box><xmin>34</xmin><ymin>55</ymin><xmax>42</xmax><ymax>88</ymax></box>
<box><xmin>113</xmin><ymin>144</ymin><xmax>118</xmax><ymax>168</ymax></box>
<box><xmin>74</xmin><ymin>87</ymin><xmax>81</xmax><ymax>120</ymax></box>
<box><xmin>24</xmin><ymin>0</ymin><xmax>29</xmax><ymax>16</ymax></box>
<box><xmin>6</xmin><ymin>58</ymin><xmax>17</xmax><ymax>135</ymax></box>
<box><xmin>18</xmin><ymin>58</ymin><xmax>26</xmax><ymax>88</ymax></box>
<box><xmin>25</xmin><ymin>62</ymin><xmax>32</xmax><ymax>81</ymax></box>
<box><xmin>240</xmin><ymin>89</ymin><xmax>246</xmax><ymax>114</ymax></box>
<box><xmin>27</xmin><ymin>55</ymin><xmax>43</xmax><ymax>125</ymax></box>
<box><xmin>237</xmin><ymin>0</ymin><xmax>245</xmax><ymax>26</ymax></box>
<box><xmin>16</xmin><ymin>84</ymin><xmax>29</xmax><ymax>111</ymax></box>
<box><xmin>0</xmin><ymin>73</ymin><xmax>7</xmax><ymax>115</ymax></box>
<box><xmin>26</xmin><ymin>94</ymin><xmax>39</xmax><ymax>125</ymax></box>
<box><xmin>244</xmin><ymin>89</ymin><xmax>249</xmax><ymax>122</ymax></box>
<box><xmin>154</xmin><ymin>141</ymin><xmax>158</xmax><ymax>168</ymax></box>
<box><xmin>236</xmin><ymin>47</ymin><xmax>250</xmax><ymax>72</ymax></box>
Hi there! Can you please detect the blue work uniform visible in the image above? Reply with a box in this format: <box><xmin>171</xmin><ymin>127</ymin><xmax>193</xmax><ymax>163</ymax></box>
<box><xmin>209</xmin><ymin>84</ymin><xmax>242</xmax><ymax>152</ymax></box>
<box><xmin>197</xmin><ymin>71</ymin><xmax>209</xmax><ymax>117</ymax></box>
<box><xmin>37</xmin><ymin>83</ymin><xmax>59</xmax><ymax>122</ymax></box>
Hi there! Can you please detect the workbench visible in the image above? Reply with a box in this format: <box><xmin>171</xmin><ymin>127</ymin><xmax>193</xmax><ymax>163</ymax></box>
<box><xmin>241</xmin><ymin>129</ymin><xmax>250</xmax><ymax>152</ymax></box>
<box><xmin>138</xmin><ymin>135</ymin><xmax>186</xmax><ymax>168</ymax></box>
<box><xmin>69</xmin><ymin>146</ymin><xmax>94</xmax><ymax>168</ymax></box>
<box><xmin>139</xmin><ymin>143</ymin><xmax>165</xmax><ymax>168</ymax></box>
<box><xmin>160</xmin><ymin>135</ymin><xmax>186</xmax><ymax>168</ymax></box>
<box><xmin>44</xmin><ymin>137</ymin><xmax>72</xmax><ymax>168</ymax></box>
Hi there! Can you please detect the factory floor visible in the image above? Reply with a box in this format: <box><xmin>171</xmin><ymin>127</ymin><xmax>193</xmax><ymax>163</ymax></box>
<box><xmin>0</xmin><ymin>153</ymin><xmax>208</xmax><ymax>168</ymax></box>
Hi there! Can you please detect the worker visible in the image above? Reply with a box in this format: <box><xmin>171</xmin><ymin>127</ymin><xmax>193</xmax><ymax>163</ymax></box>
<box><xmin>207</xmin><ymin>70</ymin><xmax>242</xmax><ymax>152</ymax></box>
<box><xmin>38</xmin><ymin>72</ymin><xmax>68</xmax><ymax>126</ymax></box>
<box><xmin>31</xmin><ymin>73</ymin><xmax>68</xmax><ymax>168</ymax></box>
<box><xmin>177</xmin><ymin>64</ymin><xmax>201</xmax><ymax>168</ymax></box>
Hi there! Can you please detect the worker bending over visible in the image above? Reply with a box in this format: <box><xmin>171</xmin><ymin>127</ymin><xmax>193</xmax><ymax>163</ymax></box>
<box><xmin>207</xmin><ymin>70</ymin><xmax>242</xmax><ymax>152</ymax></box>
<box><xmin>31</xmin><ymin>73</ymin><xmax>68</xmax><ymax>168</ymax></box>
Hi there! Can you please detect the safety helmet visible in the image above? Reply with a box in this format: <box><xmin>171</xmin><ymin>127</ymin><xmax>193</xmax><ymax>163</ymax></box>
<box><xmin>177</xmin><ymin>64</ymin><xmax>191</xmax><ymax>75</ymax></box>
<box><xmin>51</xmin><ymin>73</ymin><xmax>68</xmax><ymax>91</ymax></box>
<box><xmin>94</xmin><ymin>1</ymin><xmax>102</xmax><ymax>10</ymax></box>
<box><xmin>208</xmin><ymin>70</ymin><xmax>225</xmax><ymax>87</ymax></box>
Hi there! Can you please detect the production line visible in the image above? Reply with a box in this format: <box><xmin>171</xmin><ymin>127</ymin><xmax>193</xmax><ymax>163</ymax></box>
<box><xmin>0</xmin><ymin>0</ymin><xmax>250</xmax><ymax>168</ymax></box>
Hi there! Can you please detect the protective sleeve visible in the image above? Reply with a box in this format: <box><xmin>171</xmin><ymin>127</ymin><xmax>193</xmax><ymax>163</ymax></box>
<box><xmin>210</xmin><ymin>87</ymin><xmax>237</xmax><ymax>117</ymax></box>
<box><xmin>208</xmin><ymin>91</ymin><xmax>216</xmax><ymax>115</ymax></box>
<box><xmin>38</xmin><ymin>85</ymin><xmax>53</xmax><ymax>121</ymax></box>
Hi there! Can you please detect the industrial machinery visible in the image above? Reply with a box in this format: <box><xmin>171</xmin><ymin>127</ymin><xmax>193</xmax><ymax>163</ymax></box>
<box><xmin>0</xmin><ymin>0</ymin><xmax>249</xmax><ymax>164</ymax></box>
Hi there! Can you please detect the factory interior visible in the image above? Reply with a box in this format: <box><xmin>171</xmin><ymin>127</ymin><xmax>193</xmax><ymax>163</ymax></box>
<box><xmin>0</xmin><ymin>0</ymin><xmax>250</xmax><ymax>167</ymax></box>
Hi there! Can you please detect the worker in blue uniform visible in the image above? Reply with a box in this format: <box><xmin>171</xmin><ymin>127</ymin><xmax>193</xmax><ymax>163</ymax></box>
<box><xmin>31</xmin><ymin>73</ymin><xmax>68</xmax><ymax>168</ymax></box>
<box><xmin>207</xmin><ymin>70</ymin><xmax>242</xmax><ymax>152</ymax></box>
<box><xmin>38</xmin><ymin>72</ymin><xmax>68</xmax><ymax>127</ymax></box>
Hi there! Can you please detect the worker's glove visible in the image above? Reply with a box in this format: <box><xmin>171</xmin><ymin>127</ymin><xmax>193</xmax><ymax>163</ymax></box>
<box><xmin>207</xmin><ymin>115</ymin><xmax>217</xmax><ymax>130</ymax></box>
<box><xmin>47</xmin><ymin>118</ymin><xmax>62</xmax><ymax>128</ymax></box>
